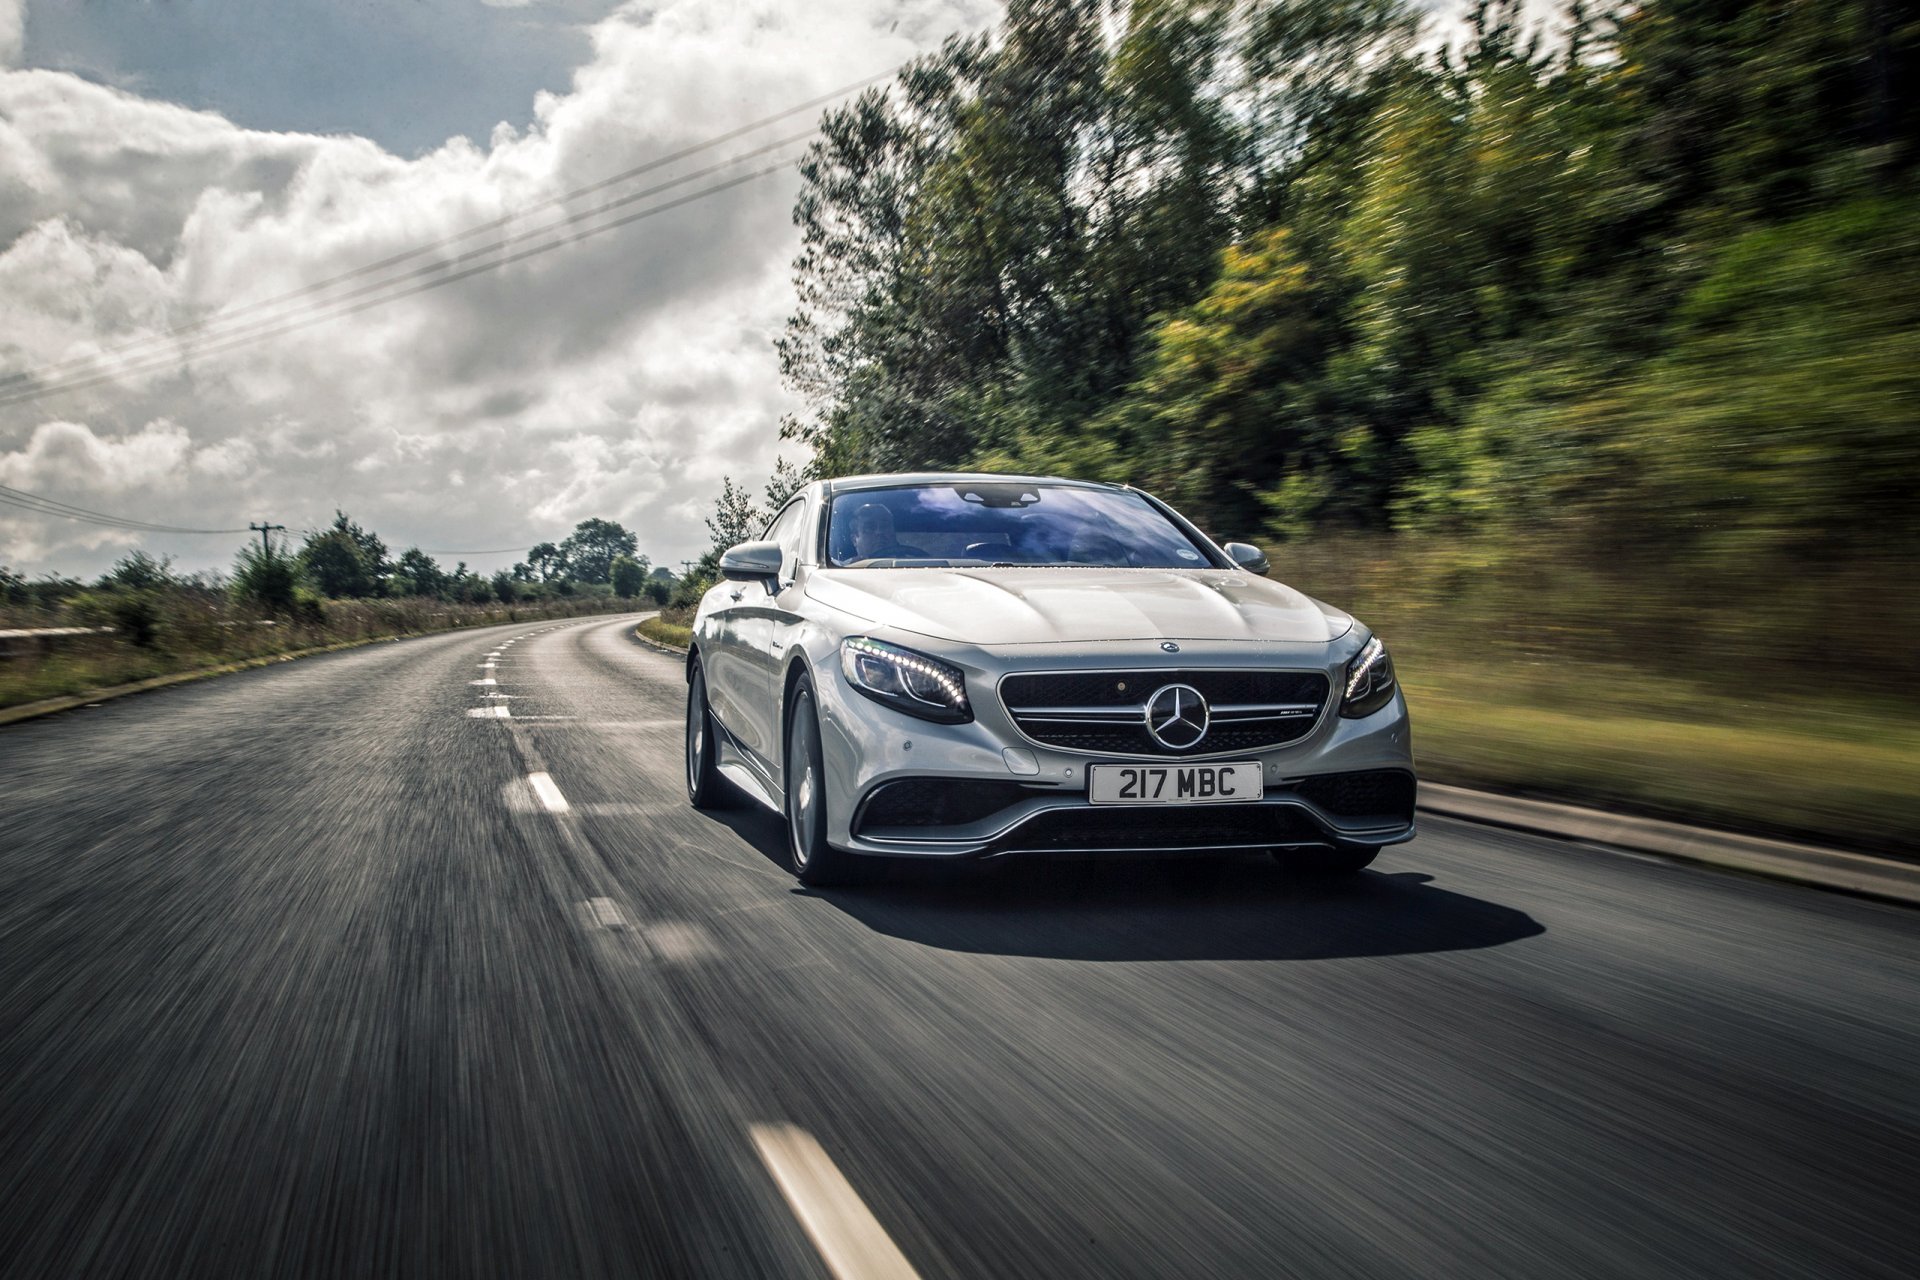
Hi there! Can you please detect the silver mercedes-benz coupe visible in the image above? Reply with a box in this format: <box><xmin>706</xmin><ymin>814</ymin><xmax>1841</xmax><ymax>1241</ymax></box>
<box><xmin>684</xmin><ymin>473</ymin><xmax>1415</xmax><ymax>885</ymax></box>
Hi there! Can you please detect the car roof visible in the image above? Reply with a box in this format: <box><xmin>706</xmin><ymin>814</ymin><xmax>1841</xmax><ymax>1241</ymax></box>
<box><xmin>821</xmin><ymin>471</ymin><xmax>1123</xmax><ymax>497</ymax></box>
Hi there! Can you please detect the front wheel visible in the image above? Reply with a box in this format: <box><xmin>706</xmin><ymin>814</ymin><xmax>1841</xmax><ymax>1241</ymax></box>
<box><xmin>784</xmin><ymin>682</ymin><xmax>876</xmax><ymax>887</ymax></box>
<box><xmin>686</xmin><ymin>661</ymin><xmax>732</xmax><ymax>810</ymax></box>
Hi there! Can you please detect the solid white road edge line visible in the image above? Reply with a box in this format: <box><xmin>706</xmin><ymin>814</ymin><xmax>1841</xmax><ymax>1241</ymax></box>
<box><xmin>528</xmin><ymin>771</ymin><xmax>571</xmax><ymax>814</ymax></box>
<box><xmin>751</xmin><ymin>1124</ymin><xmax>922</xmax><ymax>1280</ymax></box>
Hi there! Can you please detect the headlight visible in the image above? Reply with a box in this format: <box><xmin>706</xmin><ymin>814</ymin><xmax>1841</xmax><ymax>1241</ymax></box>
<box><xmin>839</xmin><ymin>637</ymin><xmax>973</xmax><ymax>724</ymax></box>
<box><xmin>1340</xmin><ymin>635</ymin><xmax>1397</xmax><ymax>718</ymax></box>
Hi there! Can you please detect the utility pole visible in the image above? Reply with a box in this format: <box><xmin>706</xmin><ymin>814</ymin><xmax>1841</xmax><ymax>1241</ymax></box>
<box><xmin>249</xmin><ymin>521</ymin><xmax>286</xmax><ymax>555</ymax></box>
<box><xmin>678</xmin><ymin>560</ymin><xmax>697</xmax><ymax>578</ymax></box>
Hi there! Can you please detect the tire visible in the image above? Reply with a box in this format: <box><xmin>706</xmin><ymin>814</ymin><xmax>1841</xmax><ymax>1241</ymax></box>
<box><xmin>1275</xmin><ymin>844</ymin><xmax>1379</xmax><ymax>876</ymax></box>
<box><xmin>685</xmin><ymin>660</ymin><xmax>732</xmax><ymax>810</ymax></box>
<box><xmin>784</xmin><ymin>681</ymin><xmax>876</xmax><ymax>887</ymax></box>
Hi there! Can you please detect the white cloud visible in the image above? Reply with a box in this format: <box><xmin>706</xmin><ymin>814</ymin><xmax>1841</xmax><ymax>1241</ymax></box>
<box><xmin>0</xmin><ymin>1</ymin><xmax>22</xmax><ymax>69</ymax></box>
<box><xmin>0</xmin><ymin>0</ymin><xmax>998</xmax><ymax>577</ymax></box>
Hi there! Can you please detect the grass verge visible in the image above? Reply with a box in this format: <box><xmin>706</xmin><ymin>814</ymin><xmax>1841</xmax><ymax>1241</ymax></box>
<box><xmin>636</xmin><ymin>607</ymin><xmax>693</xmax><ymax>651</ymax></box>
<box><xmin>1405</xmin><ymin>661</ymin><xmax>1918</xmax><ymax>857</ymax></box>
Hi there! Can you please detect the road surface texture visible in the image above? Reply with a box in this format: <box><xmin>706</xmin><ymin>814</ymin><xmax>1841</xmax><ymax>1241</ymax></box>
<box><xmin>3</xmin><ymin>614</ymin><xmax>1916</xmax><ymax>1279</ymax></box>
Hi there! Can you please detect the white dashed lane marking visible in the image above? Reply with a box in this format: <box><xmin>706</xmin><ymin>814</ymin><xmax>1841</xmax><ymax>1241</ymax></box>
<box><xmin>467</xmin><ymin>705</ymin><xmax>510</xmax><ymax>719</ymax></box>
<box><xmin>528</xmin><ymin>771</ymin><xmax>571</xmax><ymax>814</ymax></box>
<box><xmin>577</xmin><ymin>897</ymin><xmax>629</xmax><ymax>931</ymax></box>
<box><xmin>470</xmin><ymin>678</ymin><xmax>497</xmax><ymax>686</ymax></box>
<box><xmin>752</xmin><ymin>1124</ymin><xmax>923</xmax><ymax>1280</ymax></box>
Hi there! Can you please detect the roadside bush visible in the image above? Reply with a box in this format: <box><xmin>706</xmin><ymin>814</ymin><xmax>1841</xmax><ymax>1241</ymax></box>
<box><xmin>232</xmin><ymin>543</ymin><xmax>301</xmax><ymax>615</ymax></box>
<box><xmin>667</xmin><ymin>573</ymin><xmax>711</xmax><ymax>610</ymax></box>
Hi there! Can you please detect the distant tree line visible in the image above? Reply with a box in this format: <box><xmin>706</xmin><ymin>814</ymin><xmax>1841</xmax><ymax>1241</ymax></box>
<box><xmin>280</xmin><ymin>512</ymin><xmax>669</xmax><ymax>610</ymax></box>
<box><xmin>3</xmin><ymin>515</ymin><xmax>672</xmax><ymax>625</ymax></box>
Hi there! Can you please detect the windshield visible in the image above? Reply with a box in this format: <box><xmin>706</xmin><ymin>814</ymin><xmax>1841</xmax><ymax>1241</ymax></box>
<box><xmin>824</xmin><ymin>482</ymin><xmax>1218</xmax><ymax>569</ymax></box>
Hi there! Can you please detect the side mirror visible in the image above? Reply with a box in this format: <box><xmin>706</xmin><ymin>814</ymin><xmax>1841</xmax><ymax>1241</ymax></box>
<box><xmin>719</xmin><ymin>540</ymin><xmax>782</xmax><ymax>583</ymax></box>
<box><xmin>1223</xmin><ymin>542</ymin><xmax>1270</xmax><ymax>576</ymax></box>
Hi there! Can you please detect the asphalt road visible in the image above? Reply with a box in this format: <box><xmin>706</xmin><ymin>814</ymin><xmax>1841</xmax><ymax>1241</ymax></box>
<box><xmin>3</xmin><ymin>614</ymin><xmax>1917</xmax><ymax>1279</ymax></box>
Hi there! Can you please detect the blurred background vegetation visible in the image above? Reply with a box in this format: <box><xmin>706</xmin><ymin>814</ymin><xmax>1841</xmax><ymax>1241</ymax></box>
<box><xmin>751</xmin><ymin>0</ymin><xmax>1919</xmax><ymax>850</ymax></box>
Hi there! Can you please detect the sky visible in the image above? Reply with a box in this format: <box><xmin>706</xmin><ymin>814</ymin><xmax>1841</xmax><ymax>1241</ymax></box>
<box><xmin>0</xmin><ymin>0</ymin><xmax>999</xmax><ymax>580</ymax></box>
<box><xmin>0</xmin><ymin>0</ymin><xmax>1489</xmax><ymax>582</ymax></box>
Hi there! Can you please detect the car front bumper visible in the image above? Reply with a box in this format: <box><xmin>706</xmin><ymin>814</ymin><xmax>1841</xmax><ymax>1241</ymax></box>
<box><xmin>809</xmin><ymin>636</ymin><xmax>1416</xmax><ymax>859</ymax></box>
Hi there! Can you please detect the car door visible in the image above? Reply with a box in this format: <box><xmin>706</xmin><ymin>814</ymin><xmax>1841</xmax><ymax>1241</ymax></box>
<box><xmin>731</xmin><ymin>497</ymin><xmax>808</xmax><ymax>765</ymax></box>
<box><xmin>701</xmin><ymin>578</ymin><xmax>757</xmax><ymax>751</ymax></box>
<box><xmin>760</xmin><ymin>496</ymin><xmax>816</xmax><ymax>785</ymax></box>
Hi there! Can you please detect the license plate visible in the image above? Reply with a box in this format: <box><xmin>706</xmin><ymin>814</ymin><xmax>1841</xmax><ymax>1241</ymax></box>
<box><xmin>1087</xmin><ymin>762</ymin><xmax>1263</xmax><ymax>805</ymax></box>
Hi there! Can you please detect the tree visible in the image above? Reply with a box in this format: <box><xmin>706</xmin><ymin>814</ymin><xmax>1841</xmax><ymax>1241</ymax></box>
<box><xmin>557</xmin><ymin>519</ymin><xmax>639</xmax><ymax>584</ymax></box>
<box><xmin>764</xmin><ymin>456</ymin><xmax>806</xmax><ymax>510</ymax></box>
<box><xmin>98</xmin><ymin>551</ymin><xmax>176</xmax><ymax>592</ymax></box>
<box><xmin>301</xmin><ymin>512</ymin><xmax>387</xmax><ymax>598</ymax></box>
<box><xmin>393</xmin><ymin>548</ymin><xmax>448</xmax><ymax>598</ymax></box>
<box><xmin>610</xmin><ymin>555</ymin><xmax>647</xmax><ymax>598</ymax></box>
<box><xmin>491</xmin><ymin>571</ymin><xmax>519</xmax><ymax>603</ymax></box>
<box><xmin>705</xmin><ymin>477</ymin><xmax>762</xmax><ymax>554</ymax></box>
<box><xmin>526</xmin><ymin>542</ymin><xmax>564</xmax><ymax>582</ymax></box>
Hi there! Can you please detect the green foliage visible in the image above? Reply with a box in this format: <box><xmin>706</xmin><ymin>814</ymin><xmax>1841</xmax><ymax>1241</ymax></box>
<box><xmin>69</xmin><ymin>589</ymin><xmax>162</xmax><ymax>648</ymax></box>
<box><xmin>609</xmin><ymin>554</ymin><xmax>646</xmax><ymax>598</ymax></box>
<box><xmin>558</xmin><ymin>519</ymin><xmax>639</xmax><ymax>585</ymax></box>
<box><xmin>490</xmin><ymin>571</ymin><xmax>519</xmax><ymax>603</ymax></box>
<box><xmin>771</xmin><ymin>0</ymin><xmax>1920</xmax><ymax>687</ymax></box>
<box><xmin>705</xmin><ymin>478</ymin><xmax>762</xmax><ymax>555</ymax></box>
<box><xmin>98</xmin><ymin>551</ymin><xmax>177</xmax><ymax>592</ymax></box>
<box><xmin>231</xmin><ymin>542</ymin><xmax>302</xmax><ymax>615</ymax></box>
<box><xmin>525</xmin><ymin>542</ymin><xmax>564</xmax><ymax>582</ymax></box>
<box><xmin>393</xmin><ymin>548</ymin><xmax>448</xmax><ymax>599</ymax></box>
<box><xmin>300</xmin><ymin>513</ymin><xmax>386</xmax><ymax>598</ymax></box>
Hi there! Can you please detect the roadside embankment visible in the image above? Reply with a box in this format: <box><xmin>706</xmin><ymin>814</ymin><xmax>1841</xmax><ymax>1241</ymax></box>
<box><xmin>636</xmin><ymin>608</ymin><xmax>693</xmax><ymax>651</ymax></box>
<box><xmin>0</xmin><ymin>597</ymin><xmax>642</xmax><ymax>719</ymax></box>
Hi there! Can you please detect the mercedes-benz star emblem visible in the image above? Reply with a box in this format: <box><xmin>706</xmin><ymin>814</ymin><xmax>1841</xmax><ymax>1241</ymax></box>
<box><xmin>1160</xmin><ymin>641</ymin><xmax>1180</xmax><ymax>653</ymax></box>
<box><xmin>1145</xmin><ymin>683</ymin><xmax>1210</xmax><ymax>750</ymax></box>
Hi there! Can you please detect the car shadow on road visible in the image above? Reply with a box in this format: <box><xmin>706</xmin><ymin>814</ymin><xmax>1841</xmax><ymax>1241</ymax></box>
<box><xmin>791</xmin><ymin>851</ymin><xmax>1543</xmax><ymax>963</ymax></box>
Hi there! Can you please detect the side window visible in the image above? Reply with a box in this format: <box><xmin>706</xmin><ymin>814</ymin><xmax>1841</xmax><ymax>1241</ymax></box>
<box><xmin>762</xmin><ymin>499</ymin><xmax>808</xmax><ymax>578</ymax></box>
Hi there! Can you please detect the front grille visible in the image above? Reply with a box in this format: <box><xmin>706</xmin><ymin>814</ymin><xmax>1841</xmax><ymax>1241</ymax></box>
<box><xmin>1293</xmin><ymin>770</ymin><xmax>1417</xmax><ymax>823</ymax></box>
<box><xmin>1000</xmin><ymin>668</ymin><xmax>1330</xmax><ymax>757</ymax></box>
<box><xmin>856</xmin><ymin>778</ymin><xmax>1037</xmax><ymax>831</ymax></box>
<box><xmin>987</xmin><ymin>804</ymin><xmax>1326</xmax><ymax>855</ymax></box>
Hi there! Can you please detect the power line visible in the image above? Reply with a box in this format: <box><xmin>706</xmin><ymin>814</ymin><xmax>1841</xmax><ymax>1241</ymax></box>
<box><xmin>0</xmin><ymin>67</ymin><xmax>903</xmax><ymax>395</ymax></box>
<box><xmin>416</xmin><ymin>546</ymin><xmax>532</xmax><ymax>557</ymax></box>
<box><xmin>0</xmin><ymin>482</ymin><xmax>249</xmax><ymax>534</ymax></box>
<box><xmin>0</xmin><ymin>153</ymin><xmax>806</xmax><ymax>408</ymax></box>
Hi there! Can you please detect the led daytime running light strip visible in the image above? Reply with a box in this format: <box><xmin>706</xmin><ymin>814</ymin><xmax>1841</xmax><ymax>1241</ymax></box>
<box><xmin>845</xmin><ymin>637</ymin><xmax>967</xmax><ymax>707</ymax></box>
<box><xmin>1346</xmin><ymin>637</ymin><xmax>1387</xmax><ymax>700</ymax></box>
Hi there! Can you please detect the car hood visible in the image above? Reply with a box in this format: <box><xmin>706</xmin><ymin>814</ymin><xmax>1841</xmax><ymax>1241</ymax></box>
<box><xmin>805</xmin><ymin>567</ymin><xmax>1352</xmax><ymax>647</ymax></box>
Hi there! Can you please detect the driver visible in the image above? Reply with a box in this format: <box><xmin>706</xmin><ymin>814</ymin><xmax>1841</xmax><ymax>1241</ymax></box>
<box><xmin>849</xmin><ymin>503</ymin><xmax>927</xmax><ymax>560</ymax></box>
